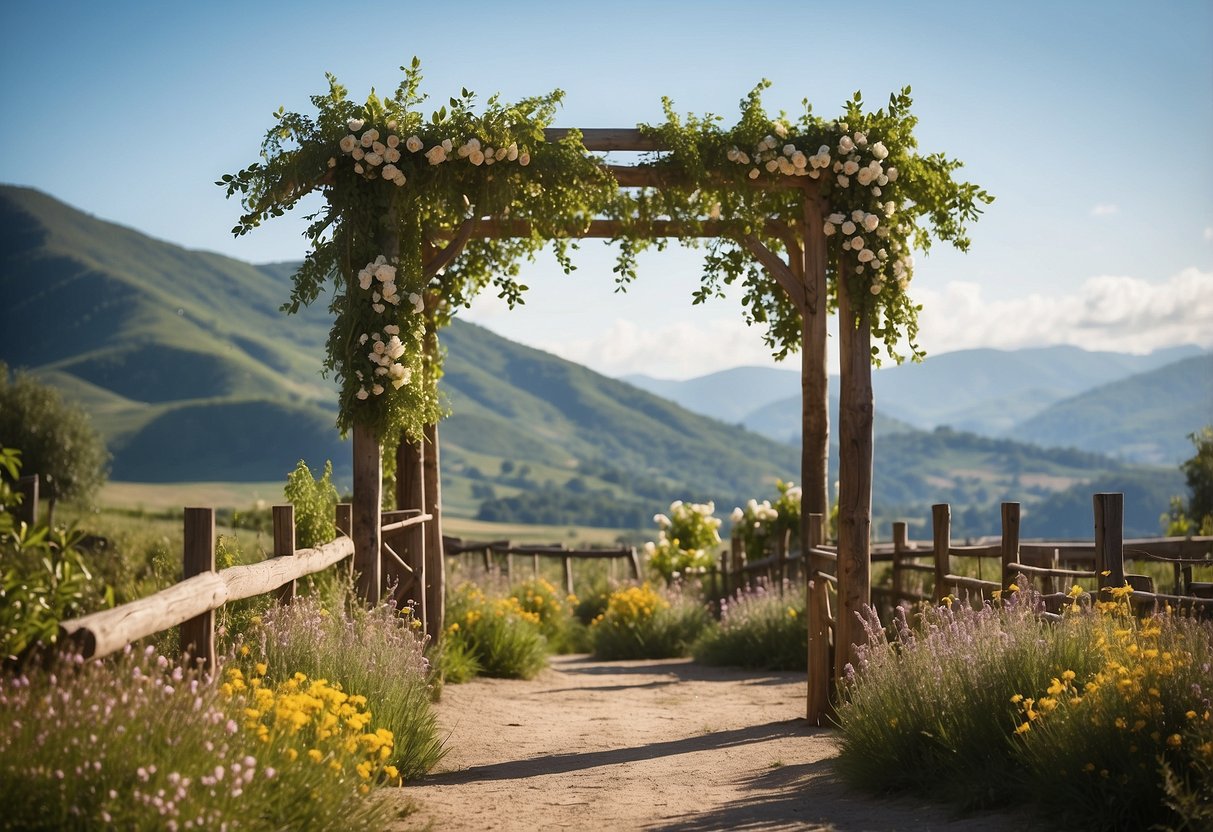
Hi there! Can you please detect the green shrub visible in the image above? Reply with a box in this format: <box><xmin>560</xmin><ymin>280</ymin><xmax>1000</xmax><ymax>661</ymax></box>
<box><xmin>245</xmin><ymin>586</ymin><xmax>443</xmax><ymax>780</ymax></box>
<box><xmin>694</xmin><ymin>582</ymin><xmax>806</xmax><ymax>670</ymax></box>
<box><xmin>284</xmin><ymin>459</ymin><xmax>339</xmax><ymax>549</ymax></box>
<box><xmin>590</xmin><ymin>582</ymin><xmax>711</xmax><ymax>660</ymax></box>
<box><xmin>644</xmin><ymin>500</ymin><xmax>722</xmax><ymax>582</ymax></box>
<box><xmin>444</xmin><ymin>582</ymin><xmax>548</xmax><ymax>679</ymax></box>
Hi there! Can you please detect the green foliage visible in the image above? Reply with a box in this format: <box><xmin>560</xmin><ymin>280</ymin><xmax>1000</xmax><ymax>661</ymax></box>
<box><xmin>644</xmin><ymin>500</ymin><xmax>723</xmax><ymax>582</ymax></box>
<box><xmin>509</xmin><ymin>577</ymin><xmax>579</xmax><ymax>653</ymax></box>
<box><xmin>245</xmin><ymin>587</ymin><xmax>443</xmax><ymax>780</ymax></box>
<box><xmin>589</xmin><ymin>583</ymin><xmax>711</xmax><ymax>660</ymax></box>
<box><xmin>836</xmin><ymin>587</ymin><xmax>1213</xmax><ymax>828</ymax></box>
<box><xmin>729</xmin><ymin>480</ymin><xmax>802</xmax><ymax>561</ymax></box>
<box><xmin>0</xmin><ymin>363</ymin><xmax>110</xmax><ymax>510</ymax></box>
<box><xmin>443</xmin><ymin>582</ymin><xmax>548</xmax><ymax>679</ymax></box>
<box><xmin>0</xmin><ymin>446</ymin><xmax>111</xmax><ymax>663</ymax></box>
<box><xmin>284</xmin><ymin>459</ymin><xmax>339</xmax><ymax>548</ymax></box>
<box><xmin>693</xmin><ymin>583</ymin><xmax>806</xmax><ymax>671</ymax></box>
<box><xmin>0</xmin><ymin>649</ymin><xmax>405</xmax><ymax>830</ymax></box>
<box><xmin>1167</xmin><ymin>426</ymin><xmax>1213</xmax><ymax>535</ymax></box>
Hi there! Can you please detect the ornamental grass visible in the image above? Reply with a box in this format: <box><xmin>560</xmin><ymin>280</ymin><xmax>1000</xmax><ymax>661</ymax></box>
<box><xmin>836</xmin><ymin>585</ymin><xmax>1213</xmax><ymax>829</ymax></box>
<box><xmin>442</xmin><ymin>582</ymin><xmax>548</xmax><ymax>679</ymax></box>
<box><xmin>590</xmin><ymin>582</ymin><xmax>712</xmax><ymax>660</ymax></box>
<box><xmin>0</xmin><ymin>647</ymin><xmax>401</xmax><ymax>831</ymax></box>
<box><xmin>693</xmin><ymin>581</ymin><xmax>806</xmax><ymax>671</ymax></box>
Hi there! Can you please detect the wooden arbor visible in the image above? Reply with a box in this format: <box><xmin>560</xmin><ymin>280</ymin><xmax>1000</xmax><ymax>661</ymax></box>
<box><xmin>352</xmin><ymin>127</ymin><xmax>873</xmax><ymax>720</ymax></box>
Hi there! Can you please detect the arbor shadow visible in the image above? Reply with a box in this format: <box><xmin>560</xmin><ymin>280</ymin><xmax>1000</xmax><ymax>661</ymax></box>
<box><xmin>420</xmin><ymin>719</ymin><xmax>822</xmax><ymax>786</ymax></box>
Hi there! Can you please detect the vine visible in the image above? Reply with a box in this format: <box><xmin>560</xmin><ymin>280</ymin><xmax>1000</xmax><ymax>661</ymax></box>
<box><xmin>222</xmin><ymin>62</ymin><xmax>990</xmax><ymax>443</ymax></box>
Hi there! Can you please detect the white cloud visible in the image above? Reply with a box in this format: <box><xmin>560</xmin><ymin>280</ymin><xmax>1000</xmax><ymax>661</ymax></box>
<box><xmin>1090</xmin><ymin>202</ymin><xmax>1118</xmax><ymax>216</ymax></box>
<box><xmin>914</xmin><ymin>267</ymin><xmax>1213</xmax><ymax>355</ymax></box>
<box><xmin>1204</xmin><ymin>226</ymin><xmax>1213</xmax><ymax>242</ymax></box>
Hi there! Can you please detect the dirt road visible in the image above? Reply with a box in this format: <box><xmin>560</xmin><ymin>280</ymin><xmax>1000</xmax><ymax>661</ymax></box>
<box><xmin>399</xmin><ymin>655</ymin><xmax>1028</xmax><ymax>831</ymax></box>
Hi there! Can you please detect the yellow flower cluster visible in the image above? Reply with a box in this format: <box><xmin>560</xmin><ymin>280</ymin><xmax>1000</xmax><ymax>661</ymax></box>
<box><xmin>592</xmin><ymin>583</ymin><xmax>668</xmax><ymax>628</ymax></box>
<box><xmin>511</xmin><ymin>578</ymin><xmax>569</xmax><ymax>631</ymax></box>
<box><xmin>220</xmin><ymin>665</ymin><xmax>400</xmax><ymax>787</ymax></box>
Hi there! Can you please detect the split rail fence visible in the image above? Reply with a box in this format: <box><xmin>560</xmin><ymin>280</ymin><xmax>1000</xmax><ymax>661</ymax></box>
<box><xmin>444</xmin><ymin>537</ymin><xmax>642</xmax><ymax>595</ymax></box>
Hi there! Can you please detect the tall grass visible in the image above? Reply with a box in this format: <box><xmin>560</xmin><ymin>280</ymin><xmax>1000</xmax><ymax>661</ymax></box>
<box><xmin>836</xmin><ymin>585</ymin><xmax>1213</xmax><ymax>828</ymax></box>
<box><xmin>694</xmin><ymin>581</ymin><xmax>806</xmax><ymax>671</ymax></box>
<box><xmin>442</xmin><ymin>582</ymin><xmax>548</xmax><ymax>679</ymax></box>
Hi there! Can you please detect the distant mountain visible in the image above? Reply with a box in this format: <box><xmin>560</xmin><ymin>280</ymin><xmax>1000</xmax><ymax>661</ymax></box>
<box><xmin>1007</xmin><ymin>354</ymin><xmax>1213</xmax><ymax>465</ymax></box>
<box><xmin>624</xmin><ymin>366</ymin><xmax>801</xmax><ymax>425</ymax></box>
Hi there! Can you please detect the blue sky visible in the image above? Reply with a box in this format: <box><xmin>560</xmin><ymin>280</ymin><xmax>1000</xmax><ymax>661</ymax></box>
<box><xmin>2</xmin><ymin>1</ymin><xmax>1210</xmax><ymax>378</ymax></box>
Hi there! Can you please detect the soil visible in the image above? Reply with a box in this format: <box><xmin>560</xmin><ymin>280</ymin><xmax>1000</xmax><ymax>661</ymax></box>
<box><xmin>395</xmin><ymin>655</ymin><xmax>1032</xmax><ymax>831</ymax></box>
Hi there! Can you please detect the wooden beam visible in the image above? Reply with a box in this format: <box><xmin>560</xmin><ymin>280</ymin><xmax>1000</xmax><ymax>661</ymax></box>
<box><xmin>545</xmin><ymin>128</ymin><xmax>662</xmax><ymax>151</ymax></box>
<box><xmin>740</xmin><ymin>234</ymin><xmax>805</xmax><ymax>308</ymax></box>
<box><xmin>835</xmin><ymin>271</ymin><xmax>874</xmax><ymax>681</ymax></box>
<box><xmin>423</xmin><ymin>422</ymin><xmax>445</xmax><ymax>638</ymax></box>
<box><xmin>394</xmin><ymin>436</ymin><xmax>426</xmax><ymax>625</ymax></box>
<box><xmin>180</xmin><ymin>507</ymin><xmax>216</xmax><ymax>672</ymax></box>
<box><xmin>932</xmin><ymin>503</ymin><xmax>951</xmax><ymax>602</ymax></box>
<box><xmin>1094</xmin><ymin>492</ymin><xmax>1125</xmax><ymax>593</ymax></box>
<box><xmin>352</xmin><ymin>423</ymin><xmax>382</xmax><ymax>605</ymax></box>
<box><xmin>272</xmin><ymin>505</ymin><xmax>296</xmax><ymax>604</ymax></box>
<box><xmin>465</xmin><ymin>217</ymin><xmax>792</xmax><ymax>240</ymax></box>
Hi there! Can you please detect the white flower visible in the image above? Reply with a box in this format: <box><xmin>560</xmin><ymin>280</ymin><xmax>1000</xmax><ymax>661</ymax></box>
<box><xmin>518</xmin><ymin>151</ymin><xmax>530</xmax><ymax>166</ymax></box>
<box><xmin>765</xmin><ymin>159</ymin><xmax>779</xmax><ymax>172</ymax></box>
<box><xmin>654</xmin><ymin>513</ymin><xmax>671</xmax><ymax>527</ymax></box>
<box><xmin>730</xmin><ymin>507</ymin><xmax>744</xmax><ymax>522</ymax></box>
<box><xmin>354</xmin><ymin>163</ymin><xmax>364</xmax><ymax>174</ymax></box>
<box><xmin>393</xmin><ymin>173</ymin><xmax>406</xmax><ymax>187</ymax></box>
<box><xmin>406</xmin><ymin>135</ymin><xmax>423</xmax><ymax>153</ymax></box>
<box><xmin>386</xmin><ymin>336</ymin><xmax>406</xmax><ymax>359</ymax></box>
<box><xmin>858</xmin><ymin>248</ymin><xmax>875</xmax><ymax>263</ymax></box>
<box><xmin>869</xmin><ymin>283</ymin><xmax>881</xmax><ymax>295</ymax></box>
<box><xmin>441</xmin><ymin>138</ymin><xmax>453</xmax><ymax>152</ymax></box>
<box><xmin>372</xmin><ymin>384</ymin><xmax>384</xmax><ymax>396</ymax></box>
<box><xmin>387</xmin><ymin>134</ymin><xmax>400</xmax><ymax>148</ymax></box>
<box><xmin>851</xmin><ymin>236</ymin><xmax>865</xmax><ymax>250</ymax></box>
<box><xmin>871</xmin><ymin>141</ymin><xmax>888</xmax><ymax>160</ymax></box>
<box><xmin>390</xmin><ymin>376</ymin><xmax>407</xmax><ymax>390</ymax></box>
<box><xmin>842</xmin><ymin>160</ymin><xmax>859</xmax><ymax>176</ymax></box>
<box><xmin>365</xmin><ymin>128</ymin><xmax>379</xmax><ymax>142</ymax></box>
<box><xmin>736</xmin><ymin>151</ymin><xmax>750</xmax><ymax>165</ymax></box>
<box><xmin>352</xmin><ymin>147</ymin><xmax>364</xmax><ymax>160</ymax></box>
<box><xmin>851</xmin><ymin>209</ymin><xmax>865</xmax><ymax>222</ymax></box>
<box><xmin>841</xmin><ymin>220</ymin><xmax>856</xmax><ymax>235</ymax></box>
<box><xmin>409</xmin><ymin>292</ymin><xmax>424</xmax><ymax>313</ymax></box>
<box><xmin>372</xmin><ymin>302</ymin><xmax>385</xmax><ymax>313</ymax></box>
<box><xmin>871</xmin><ymin>187</ymin><xmax>882</xmax><ymax>196</ymax></box>
<box><xmin>877</xmin><ymin>174</ymin><xmax>888</xmax><ymax>186</ymax></box>
<box><xmin>863</xmin><ymin>214</ymin><xmax>879</xmax><ymax>232</ymax></box>
<box><xmin>327</xmin><ymin>157</ymin><xmax>336</xmax><ymax>168</ymax></box>
<box><xmin>384</xmin><ymin>147</ymin><xmax>401</xmax><ymax>163</ymax></box>
<box><xmin>364</xmin><ymin>152</ymin><xmax>383</xmax><ymax>167</ymax></box>
<box><xmin>838</xmin><ymin>135</ymin><xmax>855</xmax><ymax>153</ymax></box>
<box><xmin>372</xmin><ymin>340</ymin><xmax>386</xmax><ymax>355</ymax></box>
<box><xmin>372</xmin><ymin>141</ymin><xmax>386</xmax><ymax>155</ymax></box>
<box><xmin>856</xmin><ymin>168</ymin><xmax>873</xmax><ymax>186</ymax></box>
<box><xmin>358</xmin><ymin>333</ymin><xmax>369</xmax><ymax>344</ymax></box>
<box><xmin>748</xmin><ymin>168</ymin><xmax>760</xmax><ymax>179</ymax></box>
<box><xmin>774</xmin><ymin>121</ymin><xmax>788</xmax><ymax>138</ymax></box>
<box><xmin>777</xmin><ymin>157</ymin><xmax>795</xmax><ymax>175</ymax></box>
<box><xmin>425</xmin><ymin>145</ymin><xmax>447</xmax><ymax>164</ymax></box>
<box><xmin>507</xmin><ymin>143</ymin><xmax>519</xmax><ymax>161</ymax></box>
<box><xmin>828</xmin><ymin>212</ymin><xmax>845</xmax><ymax>225</ymax></box>
<box><xmin>358</xmin><ymin>271</ymin><xmax>373</xmax><ymax>291</ymax></box>
<box><xmin>468</xmin><ymin>149</ymin><xmax>485</xmax><ymax>165</ymax></box>
<box><xmin>823</xmin><ymin>222</ymin><xmax>836</xmax><ymax>236</ymax></box>
<box><xmin>836</xmin><ymin>174</ymin><xmax>850</xmax><ymax>187</ymax></box>
<box><xmin>791</xmin><ymin>151</ymin><xmax>807</xmax><ymax>169</ymax></box>
<box><xmin>381</xmin><ymin>164</ymin><xmax>400</xmax><ymax>180</ymax></box>
<box><xmin>886</xmin><ymin>167</ymin><xmax>898</xmax><ymax>182</ymax></box>
<box><xmin>339</xmin><ymin>135</ymin><xmax>357</xmax><ymax>153</ymax></box>
<box><xmin>347</xmin><ymin>118</ymin><xmax>365</xmax><ymax>132</ymax></box>
<box><xmin>854</xmin><ymin>131</ymin><xmax>867</xmax><ymax>146</ymax></box>
<box><xmin>355</xmin><ymin>388</ymin><xmax>369</xmax><ymax>400</ymax></box>
<box><xmin>360</xmin><ymin>133</ymin><xmax>374</xmax><ymax>148</ymax></box>
<box><xmin>782</xmin><ymin>143</ymin><xmax>796</xmax><ymax>157</ymax></box>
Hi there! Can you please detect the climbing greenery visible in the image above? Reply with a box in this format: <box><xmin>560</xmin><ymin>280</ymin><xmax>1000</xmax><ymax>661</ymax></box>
<box><xmin>223</xmin><ymin>61</ymin><xmax>990</xmax><ymax>442</ymax></box>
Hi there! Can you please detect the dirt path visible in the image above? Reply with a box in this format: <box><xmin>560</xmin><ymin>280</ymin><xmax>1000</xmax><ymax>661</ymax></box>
<box><xmin>397</xmin><ymin>655</ymin><xmax>1030</xmax><ymax>831</ymax></box>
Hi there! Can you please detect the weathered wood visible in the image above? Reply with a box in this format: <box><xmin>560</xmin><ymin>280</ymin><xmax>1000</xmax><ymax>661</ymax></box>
<box><xmin>741</xmin><ymin>234</ymin><xmax>805</xmax><ymax>308</ymax></box>
<box><xmin>629</xmin><ymin>547</ymin><xmax>642</xmax><ymax>580</ymax></box>
<box><xmin>423</xmin><ymin>422</ymin><xmax>445</xmax><ymax>637</ymax></box>
<box><xmin>835</xmin><ymin>274</ymin><xmax>873</xmax><ymax>680</ymax></box>
<box><xmin>1094</xmin><ymin>492</ymin><xmax>1125</xmax><ymax>594</ymax></box>
<box><xmin>273</xmin><ymin>505</ymin><xmax>296</xmax><ymax>605</ymax></box>
<box><xmin>336</xmin><ymin>502</ymin><xmax>353</xmax><ymax>580</ymax></box>
<box><xmin>392</xmin><ymin>435</ymin><xmax>426</xmax><ymax>622</ymax></box>
<box><xmin>352</xmin><ymin>423</ymin><xmax>382</xmax><ymax>604</ymax></box>
<box><xmin>466</xmin><ymin>217</ymin><xmax>791</xmax><ymax>240</ymax></box>
<box><xmin>544</xmin><ymin>127</ymin><xmax>663</xmax><ymax>151</ymax></box>
<box><xmin>891</xmin><ymin>521</ymin><xmax>908</xmax><ymax>604</ymax></box>
<box><xmin>802</xmin><ymin>196</ymin><xmax>830</xmax><ymax>526</ymax></box>
<box><xmin>1000</xmin><ymin>502</ymin><xmax>1020</xmax><ymax>591</ymax></box>
<box><xmin>932</xmin><ymin>504</ymin><xmax>951</xmax><ymax>603</ymax></box>
<box><xmin>563</xmin><ymin>556</ymin><xmax>574</xmax><ymax>596</ymax></box>
<box><xmin>15</xmin><ymin>475</ymin><xmax>38</xmax><ymax>526</ymax></box>
<box><xmin>60</xmin><ymin>536</ymin><xmax>355</xmax><ymax>662</ymax></box>
<box><xmin>180</xmin><ymin>508</ymin><xmax>216</xmax><ymax>671</ymax></box>
<box><xmin>807</xmin><ymin>575</ymin><xmax>832</xmax><ymax>725</ymax></box>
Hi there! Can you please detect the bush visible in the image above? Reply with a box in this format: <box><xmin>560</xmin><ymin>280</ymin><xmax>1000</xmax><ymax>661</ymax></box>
<box><xmin>729</xmin><ymin>480</ymin><xmax>802</xmax><ymax>561</ymax></box>
<box><xmin>644</xmin><ymin>500</ymin><xmax>722</xmax><ymax>582</ymax></box>
<box><xmin>510</xmin><ymin>577</ymin><xmax>586</xmax><ymax>653</ymax></box>
<box><xmin>0</xmin><ymin>648</ymin><xmax>403</xmax><ymax>830</ymax></box>
<box><xmin>283</xmin><ymin>459</ymin><xmax>339</xmax><ymax>549</ymax></box>
<box><xmin>590</xmin><ymin>582</ymin><xmax>711</xmax><ymax>660</ymax></box>
<box><xmin>244</xmin><ymin>587</ymin><xmax>443</xmax><ymax>780</ymax></box>
<box><xmin>443</xmin><ymin>583</ymin><xmax>548</xmax><ymax>679</ymax></box>
<box><xmin>0</xmin><ymin>367</ymin><xmax>109</xmax><ymax>521</ymax></box>
<box><xmin>836</xmin><ymin>585</ymin><xmax>1213</xmax><ymax>828</ymax></box>
<box><xmin>694</xmin><ymin>582</ymin><xmax>806</xmax><ymax>670</ymax></box>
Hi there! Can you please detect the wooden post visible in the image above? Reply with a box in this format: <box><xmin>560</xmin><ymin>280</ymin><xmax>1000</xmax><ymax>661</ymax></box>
<box><xmin>806</xmin><ymin>577</ymin><xmax>832</xmax><ymax>725</ymax></box>
<box><xmin>891</xmin><ymin>521</ymin><xmax>907</xmax><ymax>605</ymax></box>
<box><xmin>273</xmin><ymin>505</ymin><xmax>296</xmax><ymax>604</ymax></box>
<box><xmin>1094</xmin><ymin>492</ymin><xmax>1125</xmax><ymax>595</ymax></box>
<box><xmin>422</xmin><ymin>422</ymin><xmax>445</xmax><ymax>637</ymax></box>
<box><xmin>932</xmin><ymin>503</ymin><xmax>950</xmax><ymax>603</ymax></box>
<box><xmin>801</xmin><ymin>196</ymin><xmax>831</xmax><ymax>524</ymax></box>
<box><xmin>506</xmin><ymin>552</ymin><xmax>515</xmax><ymax>582</ymax></box>
<box><xmin>533</xmin><ymin>553</ymin><xmax>540</xmax><ymax>578</ymax></box>
<box><xmin>352</xmin><ymin>424</ymin><xmax>382</xmax><ymax>605</ymax></box>
<box><xmin>835</xmin><ymin>271</ymin><xmax>873</xmax><ymax>680</ymax></box>
<box><xmin>775</xmin><ymin>532</ymin><xmax>788</xmax><ymax>592</ymax></box>
<box><xmin>563</xmin><ymin>555</ymin><xmax>574</xmax><ymax>596</ymax></box>
<box><xmin>336</xmin><ymin>502</ymin><xmax>353</xmax><ymax>579</ymax></box>
<box><xmin>180</xmin><ymin>507</ymin><xmax>216</xmax><ymax>672</ymax></box>
<box><xmin>629</xmin><ymin>546</ymin><xmax>642</xmax><ymax>580</ymax></box>
<box><xmin>15</xmin><ymin>475</ymin><xmax>38</xmax><ymax>526</ymax></box>
<box><xmin>1000</xmin><ymin>502</ymin><xmax>1020</xmax><ymax>591</ymax></box>
<box><xmin>395</xmin><ymin>434</ymin><xmax>426</xmax><ymax>621</ymax></box>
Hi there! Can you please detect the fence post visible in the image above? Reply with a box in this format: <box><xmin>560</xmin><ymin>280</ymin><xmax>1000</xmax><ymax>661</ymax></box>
<box><xmin>776</xmin><ymin>530</ymin><xmax>789</xmax><ymax>592</ymax></box>
<box><xmin>563</xmin><ymin>555</ymin><xmax>574</xmax><ymax>596</ymax></box>
<box><xmin>932</xmin><ymin>503</ymin><xmax>950</xmax><ymax>603</ymax></box>
<box><xmin>891</xmin><ymin>521</ymin><xmax>907</xmax><ymax>605</ymax></box>
<box><xmin>629</xmin><ymin>546</ymin><xmax>642</xmax><ymax>581</ymax></box>
<box><xmin>352</xmin><ymin>424</ymin><xmax>382</xmax><ymax>605</ymax></box>
<box><xmin>422</xmin><ymin>422</ymin><xmax>445</xmax><ymax>639</ymax></box>
<box><xmin>1000</xmin><ymin>502</ymin><xmax>1020</xmax><ymax>591</ymax></box>
<box><xmin>336</xmin><ymin>503</ymin><xmax>353</xmax><ymax>579</ymax></box>
<box><xmin>1094</xmin><ymin>492</ymin><xmax>1125</xmax><ymax>595</ymax></box>
<box><xmin>273</xmin><ymin>505</ymin><xmax>296</xmax><ymax>604</ymax></box>
<box><xmin>807</xmin><ymin>577</ymin><xmax>831</xmax><ymax>725</ymax></box>
<box><xmin>15</xmin><ymin>475</ymin><xmax>38</xmax><ymax>526</ymax></box>
<box><xmin>180</xmin><ymin>507</ymin><xmax>216</xmax><ymax>673</ymax></box>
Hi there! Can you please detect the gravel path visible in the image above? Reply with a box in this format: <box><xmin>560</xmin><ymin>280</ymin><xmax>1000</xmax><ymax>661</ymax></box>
<box><xmin>396</xmin><ymin>655</ymin><xmax>1029</xmax><ymax>831</ymax></box>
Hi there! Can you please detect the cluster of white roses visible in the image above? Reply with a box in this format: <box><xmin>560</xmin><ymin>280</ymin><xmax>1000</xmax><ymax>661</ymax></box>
<box><xmin>350</xmin><ymin>255</ymin><xmax>425</xmax><ymax>401</ymax></box>
<box><xmin>819</xmin><ymin>129</ymin><xmax>913</xmax><ymax>295</ymax></box>
<box><xmin>726</xmin><ymin>122</ymin><xmax>834</xmax><ymax>181</ymax></box>
<box><xmin>730</xmin><ymin>498</ymin><xmax>779</xmax><ymax>528</ymax></box>
<box><xmin>335</xmin><ymin>118</ymin><xmax>413</xmax><ymax>186</ymax></box>
<box><xmin>412</xmin><ymin>134</ymin><xmax>531</xmax><ymax>168</ymax></box>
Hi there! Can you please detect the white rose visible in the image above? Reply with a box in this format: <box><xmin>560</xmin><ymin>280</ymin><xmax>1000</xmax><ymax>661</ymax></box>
<box><xmin>854</xmin><ymin>132</ymin><xmax>867</xmax><ymax>146</ymax></box>
<box><xmin>863</xmin><ymin>214</ymin><xmax>879</xmax><ymax>232</ymax></box>
<box><xmin>507</xmin><ymin>143</ymin><xmax>519</xmax><ymax>161</ymax></box>
<box><xmin>406</xmin><ymin>135</ymin><xmax>423</xmax><ymax>153</ymax></box>
<box><xmin>386</xmin><ymin>336</ymin><xmax>406</xmax><ymax>359</ymax></box>
<box><xmin>425</xmin><ymin>146</ymin><xmax>447</xmax><ymax>164</ymax></box>
<box><xmin>870</xmin><ymin>283</ymin><xmax>881</xmax><ymax>295</ymax></box>
<box><xmin>441</xmin><ymin>139</ymin><xmax>453</xmax><ymax>152</ymax></box>
<box><xmin>393</xmin><ymin>173</ymin><xmax>406</xmax><ymax>187</ymax></box>
<box><xmin>381</xmin><ymin>164</ymin><xmax>399</xmax><ymax>181</ymax></box>
<box><xmin>828</xmin><ymin>212</ymin><xmax>845</xmax><ymax>225</ymax></box>
<box><xmin>730</xmin><ymin>507</ymin><xmax>744</xmax><ymax>522</ymax></box>
<box><xmin>838</xmin><ymin>135</ymin><xmax>854</xmax><ymax>153</ymax></box>
<box><xmin>365</xmin><ymin>128</ymin><xmax>379</xmax><ymax>142</ymax></box>
<box><xmin>774</xmin><ymin>121</ymin><xmax>787</xmax><ymax>138</ymax></box>
<box><xmin>518</xmin><ymin>151</ymin><xmax>530</xmax><ymax>166</ymax></box>
<box><xmin>347</xmin><ymin>118</ymin><xmax>365</xmax><ymax>132</ymax></box>
<box><xmin>352</xmin><ymin>147</ymin><xmax>364</xmax><ymax>160</ymax></box>
<box><xmin>843</xmin><ymin>160</ymin><xmax>859</xmax><ymax>176</ymax></box>
<box><xmin>372</xmin><ymin>384</ymin><xmax>384</xmax><ymax>396</ymax></box>
<box><xmin>372</xmin><ymin>141</ymin><xmax>385</xmax><ymax>155</ymax></box>
<box><xmin>355</xmin><ymin>388</ymin><xmax>369</xmax><ymax>400</ymax></box>
<box><xmin>354</xmin><ymin>162</ymin><xmax>364</xmax><ymax>174</ymax></box>
<box><xmin>851</xmin><ymin>236</ymin><xmax>865</xmax><ymax>250</ymax></box>
<box><xmin>783</xmin><ymin>143</ymin><xmax>796</xmax><ymax>156</ymax></box>
<box><xmin>387</xmin><ymin>134</ymin><xmax>400</xmax><ymax>148</ymax></box>
<box><xmin>360</xmin><ymin>133</ymin><xmax>374</xmax><ymax>148</ymax></box>
<box><xmin>469</xmin><ymin>149</ymin><xmax>484</xmax><ymax>165</ymax></box>
<box><xmin>765</xmin><ymin>159</ymin><xmax>779</xmax><ymax>172</ymax></box>
<box><xmin>339</xmin><ymin>135</ymin><xmax>357</xmax><ymax>153</ymax></box>
<box><xmin>409</xmin><ymin>292</ymin><xmax>424</xmax><ymax>313</ymax></box>
<box><xmin>374</xmin><ymin>264</ymin><xmax>394</xmax><ymax>283</ymax></box>
<box><xmin>748</xmin><ymin>168</ymin><xmax>760</xmax><ymax>179</ymax></box>
<box><xmin>872</xmin><ymin>187</ymin><xmax>882</xmax><ymax>196</ymax></box>
<box><xmin>841</xmin><ymin>220</ymin><xmax>856</xmax><ymax>235</ymax></box>
<box><xmin>364</xmin><ymin>152</ymin><xmax>383</xmax><ymax>166</ymax></box>
<box><xmin>372</xmin><ymin>302</ymin><xmax>385</xmax><ymax>313</ymax></box>
<box><xmin>858</xmin><ymin>248</ymin><xmax>875</xmax><ymax>263</ymax></box>
<box><xmin>390</xmin><ymin>376</ymin><xmax>407</xmax><ymax>390</ymax></box>
<box><xmin>856</xmin><ymin>168</ymin><xmax>873</xmax><ymax>186</ymax></box>
<box><xmin>327</xmin><ymin>157</ymin><xmax>336</xmax><ymax>168</ymax></box>
<box><xmin>358</xmin><ymin>333</ymin><xmax>369</xmax><ymax>344</ymax></box>
<box><xmin>823</xmin><ymin>221</ymin><xmax>836</xmax><ymax>236</ymax></box>
<box><xmin>384</xmin><ymin>147</ymin><xmax>401</xmax><ymax>163</ymax></box>
<box><xmin>737</xmin><ymin>152</ymin><xmax>750</xmax><ymax>165</ymax></box>
<box><xmin>886</xmin><ymin>167</ymin><xmax>898</xmax><ymax>182</ymax></box>
<box><xmin>358</xmin><ymin>271</ymin><xmax>373</xmax><ymax>291</ymax></box>
<box><xmin>877</xmin><ymin>174</ymin><xmax>888</xmax><ymax>186</ymax></box>
<box><xmin>777</xmin><ymin>157</ymin><xmax>795</xmax><ymax>175</ymax></box>
<box><xmin>851</xmin><ymin>209</ymin><xmax>865</xmax><ymax>222</ymax></box>
<box><xmin>791</xmin><ymin>151</ymin><xmax>807</xmax><ymax>169</ymax></box>
<box><xmin>871</xmin><ymin>141</ymin><xmax>888</xmax><ymax>160</ymax></box>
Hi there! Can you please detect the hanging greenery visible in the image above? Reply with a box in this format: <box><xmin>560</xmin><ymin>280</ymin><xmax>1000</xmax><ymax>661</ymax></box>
<box><xmin>222</xmin><ymin>61</ymin><xmax>990</xmax><ymax>443</ymax></box>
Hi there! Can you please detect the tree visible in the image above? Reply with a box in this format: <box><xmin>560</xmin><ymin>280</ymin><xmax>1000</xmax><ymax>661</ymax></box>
<box><xmin>0</xmin><ymin>364</ymin><xmax>110</xmax><ymax>525</ymax></box>
<box><xmin>1162</xmin><ymin>426</ymin><xmax>1213</xmax><ymax>536</ymax></box>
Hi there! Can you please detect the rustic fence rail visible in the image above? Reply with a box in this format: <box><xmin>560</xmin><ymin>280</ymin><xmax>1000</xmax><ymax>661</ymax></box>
<box><xmin>444</xmin><ymin>537</ymin><xmax>641</xmax><ymax>594</ymax></box>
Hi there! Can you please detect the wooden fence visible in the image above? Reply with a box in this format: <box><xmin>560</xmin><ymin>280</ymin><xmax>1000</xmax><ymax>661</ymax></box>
<box><xmin>444</xmin><ymin>537</ymin><xmax>641</xmax><ymax>594</ymax></box>
<box><xmin>803</xmin><ymin>492</ymin><xmax>1213</xmax><ymax>724</ymax></box>
<box><xmin>53</xmin><ymin>500</ymin><xmax>443</xmax><ymax>671</ymax></box>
